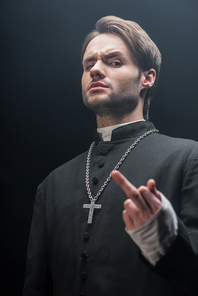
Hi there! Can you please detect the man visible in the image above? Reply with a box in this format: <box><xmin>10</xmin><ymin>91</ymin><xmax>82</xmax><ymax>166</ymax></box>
<box><xmin>23</xmin><ymin>16</ymin><xmax>198</xmax><ymax>295</ymax></box>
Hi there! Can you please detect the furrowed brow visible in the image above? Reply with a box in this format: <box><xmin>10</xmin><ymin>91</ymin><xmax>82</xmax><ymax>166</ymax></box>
<box><xmin>104</xmin><ymin>51</ymin><xmax>125</xmax><ymax>59</ymax></box>
<box><xmin>82</xmin><ymin>56</ymin><xmax>96</xmax><ymax>65</ymax></box>
<box><xmin>82</xmin><ymin>51</ymin><xmax>125</xmax><ymax>65</ymax></box>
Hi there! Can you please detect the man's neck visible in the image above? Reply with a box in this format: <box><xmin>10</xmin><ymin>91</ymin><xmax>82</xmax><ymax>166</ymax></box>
<box><xmin>96</xmin><ymin>110</ymin><xmax>144</xmax><ymax>128</ymax></box>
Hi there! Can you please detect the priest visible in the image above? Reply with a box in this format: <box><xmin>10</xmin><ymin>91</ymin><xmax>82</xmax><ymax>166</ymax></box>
<box><xmin>23</xmin><ymin>16</ymin><xmax>198</xmax><ymax>296</ymax></box>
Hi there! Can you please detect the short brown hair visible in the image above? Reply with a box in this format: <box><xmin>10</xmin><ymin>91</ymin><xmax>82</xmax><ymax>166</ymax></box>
<box><xmin>81</xmin><ymin>16</ymin><xmax>162</xmax><ymax>120</ymax></box>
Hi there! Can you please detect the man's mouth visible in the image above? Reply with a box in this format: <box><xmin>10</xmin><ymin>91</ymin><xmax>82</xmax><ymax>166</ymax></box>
<box><xmin>88</xmin><ymin>82</ymin><xmax>108</xmax><ymax>92</ymax></box>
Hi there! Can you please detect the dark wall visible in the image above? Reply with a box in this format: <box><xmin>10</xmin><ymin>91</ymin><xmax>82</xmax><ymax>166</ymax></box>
<box><xmin>1</xmin><ymin>0</ymin><xmax>198</xmax><ymax>294</ymax></box>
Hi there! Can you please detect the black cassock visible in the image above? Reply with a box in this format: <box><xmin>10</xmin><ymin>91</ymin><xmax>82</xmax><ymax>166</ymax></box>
<box><xmin>23</xmin><ymin>121</ymin><xmax>198</xmax><ymax>296</ymax></box>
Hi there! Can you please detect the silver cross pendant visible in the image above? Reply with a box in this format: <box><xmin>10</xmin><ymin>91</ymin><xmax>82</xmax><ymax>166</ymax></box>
<box><xmin>83</xmin><ymin>200</ymin><xmax>102</xmax><ymax>224</ymax></box>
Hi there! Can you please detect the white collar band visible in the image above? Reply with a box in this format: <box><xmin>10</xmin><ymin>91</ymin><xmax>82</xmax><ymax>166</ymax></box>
<box><xmin>97</xmin><ymin>120</ymin><xmax>145</xmax><ymax>141</ymax></box>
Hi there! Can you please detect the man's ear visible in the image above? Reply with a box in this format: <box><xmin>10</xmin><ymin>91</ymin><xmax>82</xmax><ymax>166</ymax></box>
<box><xmin>141</xmin><ymin>69</ymin><xmax>156</xmax><ymax>90</ymax></box>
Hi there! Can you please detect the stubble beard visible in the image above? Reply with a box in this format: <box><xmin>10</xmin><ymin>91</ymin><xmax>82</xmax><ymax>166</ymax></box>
<box><xmin>82</xmin><ymin>77</ymin><xmax>141</xmax><ymax>120</ymax></box>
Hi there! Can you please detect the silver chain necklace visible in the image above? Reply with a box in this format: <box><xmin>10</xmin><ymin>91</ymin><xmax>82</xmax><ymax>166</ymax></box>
<box><xmin>83</xmin><ymin>128</ymin><xmax>159</xmax><ymax>223</ymax></box>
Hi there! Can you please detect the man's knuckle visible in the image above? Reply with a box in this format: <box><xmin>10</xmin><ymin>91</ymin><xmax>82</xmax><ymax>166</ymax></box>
<box><xmin>132</xmin><ymin>191</ymin><xmax>139</xmax><ymax>200</ymax></box>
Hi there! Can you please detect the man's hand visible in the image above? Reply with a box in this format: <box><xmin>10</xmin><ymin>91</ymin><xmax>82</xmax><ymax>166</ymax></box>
<box><xmin>110</xmin><ymin>170</ymin><xmax>161</xmax><ymax>230</ymax></box>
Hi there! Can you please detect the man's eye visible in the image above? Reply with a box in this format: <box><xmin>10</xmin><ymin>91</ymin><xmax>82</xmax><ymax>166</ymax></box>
<box><xmin>111</xmin><ymin>61</ymin><xmax>122</xmax><ymax>67</ymax></box>
<box><xmin>86</xmin><ymin>64</ymin><xmax>94</xmax><ymax>70</ymax></box>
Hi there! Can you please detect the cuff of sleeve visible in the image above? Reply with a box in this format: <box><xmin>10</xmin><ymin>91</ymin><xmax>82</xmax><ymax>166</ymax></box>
<box><xmin>125</xmin><ymin>193</ymin><xmax>178</xmax><ymax>266</ymax></box>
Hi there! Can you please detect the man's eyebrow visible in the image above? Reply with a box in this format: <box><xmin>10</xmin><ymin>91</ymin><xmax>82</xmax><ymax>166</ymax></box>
<box><xmin>82</xmin><ymin>56</ymin><xmax>96</xmax><ymax>65</ymax></box>
<box><xmin>104</xmin><ymin>51</ymin><xmax>125</xmax><ymax>59</ymax></box>
<box><xmin>82</xmin><ymin>51</ymin><xmax>125</xmax><ymax>65</ymax></box>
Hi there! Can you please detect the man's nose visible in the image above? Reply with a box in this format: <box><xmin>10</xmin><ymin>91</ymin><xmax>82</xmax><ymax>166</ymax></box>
<box><xmin>90</xmin><ymin>61</ymin><xmax>105</xmax><ymax>80</ymax></box>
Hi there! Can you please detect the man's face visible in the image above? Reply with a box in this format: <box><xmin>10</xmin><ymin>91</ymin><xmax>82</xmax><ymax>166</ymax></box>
<box><xmin>81</xmin><ymin>33</ymin><xmax>143</xmax><ymax>118</ymax></box>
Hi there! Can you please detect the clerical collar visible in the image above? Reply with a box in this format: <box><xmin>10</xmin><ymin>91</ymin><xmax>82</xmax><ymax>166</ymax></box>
<box><xmin>97</xmin><ymin>120</ymin><xmax>145</xmax><ymax>141</ymax></box>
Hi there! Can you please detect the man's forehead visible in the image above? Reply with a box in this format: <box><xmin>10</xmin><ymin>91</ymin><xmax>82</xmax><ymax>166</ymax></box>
<box><xmin>82</xmin><ymin>33</ymin><xmax>130</xmax><ymax>62</ymax></box>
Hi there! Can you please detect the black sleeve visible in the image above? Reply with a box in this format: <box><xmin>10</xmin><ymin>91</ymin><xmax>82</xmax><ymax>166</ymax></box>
<box><xmin>154</xmin><ymin>219</ymin><xmax>198</xmax><ymax>295</ymax></box>
<box><xmin>151</xmin><ymin>157</ymin><xmax>198</xmax><ymax>295</ymax></box>
<box><xmin>23</xmin><ymin>184</ymin><xmax>53</xmax><ymax>296</ymax></box>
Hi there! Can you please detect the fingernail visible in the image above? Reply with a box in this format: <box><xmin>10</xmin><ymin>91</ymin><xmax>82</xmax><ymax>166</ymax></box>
<box><xmin>111</xmin><ymin>170</ymin><xmax>118</xmax><ymax>179</ymax></box>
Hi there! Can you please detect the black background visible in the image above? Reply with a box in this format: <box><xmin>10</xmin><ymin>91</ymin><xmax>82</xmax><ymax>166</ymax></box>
<box><xmin>1</xmin><ymin>0</ymin><xmax>198</xmax><ymax>295</ymax></box>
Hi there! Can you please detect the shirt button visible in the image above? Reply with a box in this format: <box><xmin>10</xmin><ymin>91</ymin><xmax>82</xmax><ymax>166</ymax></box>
<box><xmin>92</xmin><ymin>177</ymin><xmax>98</xmax><ymax>184</ymax></box>
<box><xmin>81</xmin><ymin>272</ymin><xmax>88</xmax><ymax>280</ymax></box>
<box><xmin>98</xmin><ymin>159</ymin><xmax>104</xmax><ymax>168</ymax></box>
<box><xmin>101</xmin><ymin>147</ymin><xmax>108</xmax><ymax>155</ymax></box>
<box><xmin>81</xmin><ymin>252</ymin><xmax>88</xmax><ymax>260</ymax></box>
<box><xmin>83</xmin><ymin>232</ymin><xmax>90</xmax><ymax>240</ymax></box>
